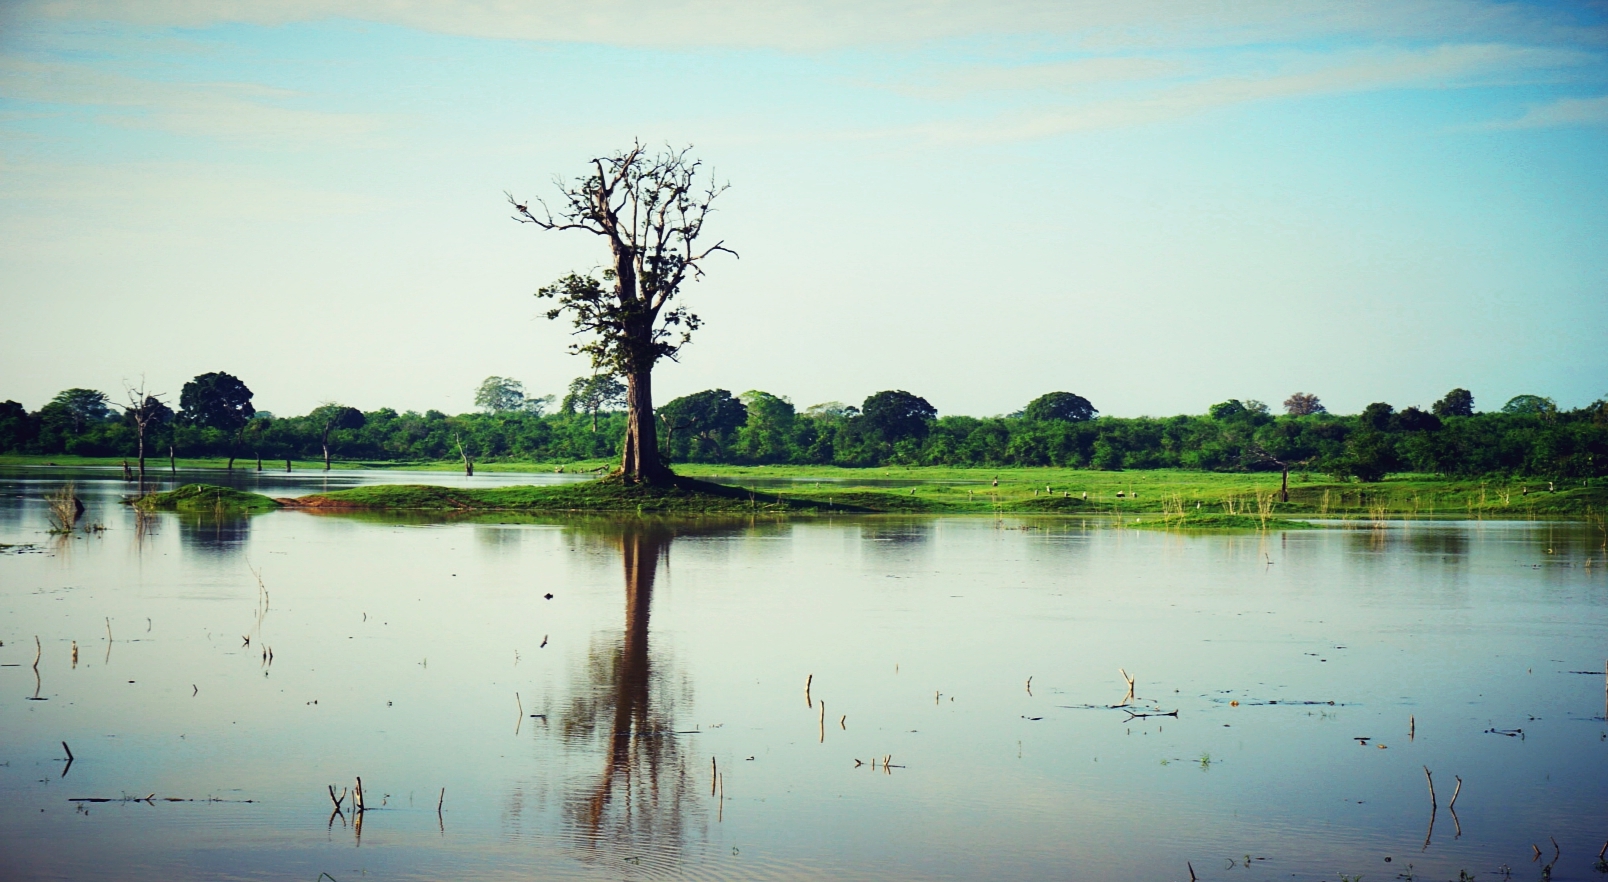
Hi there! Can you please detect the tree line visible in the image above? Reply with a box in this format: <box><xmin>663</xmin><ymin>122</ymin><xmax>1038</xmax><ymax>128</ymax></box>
<box><xmin>2</xmin><ymin>376</ymin><xmax>1604</xmax><ymax>480</ymax></box>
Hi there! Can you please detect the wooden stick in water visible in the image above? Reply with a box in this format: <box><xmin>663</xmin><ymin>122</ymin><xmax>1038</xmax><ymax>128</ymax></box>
<box><xmin>1449</xmin><ymin>775</ymin><xmax>1462</xmax><ymax>810</ymax></box>
<box><xmin>62</xmin><ymin>741</ymin><xmax>73</xmax><ymax>762</ymax></box>
<box><xmin>1410</xmin><ymin>714</ymin><xmax>1415</xmax><ymax>740</ymax></box>
<box><xmin>33</xmin><ymin>636</ymin><xmax>40</xmax><ymax>671</ymax></box>
<box><xmin>711</xmin><ymin>757</ymin><xmax>717</xmax><ymax>796</ymax></box>
<box><xmin>819</xmin><ymin>700</ymin><xmax>825</xmax><ymax>743</ymax></box>
<box><xmin>1423</xmin><ymin>766</ymin><xmax>1436</xmax><ymax>808</ymax></box>
<box><xmin>805</xmin><ymin>673</ymin><xmax>812</xmax><ymax>708</ymax></box>
<box><xmin>437</xmin><ymin>787</ymin><xmax>445</xmax><ymax>815</ymax></box>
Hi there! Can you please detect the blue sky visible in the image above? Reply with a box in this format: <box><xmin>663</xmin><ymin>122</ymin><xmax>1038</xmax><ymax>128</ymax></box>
<box><xmin>2</xmin><ymin>1</ymin><xmax>1605</xmax><ymax>418</ymax></box>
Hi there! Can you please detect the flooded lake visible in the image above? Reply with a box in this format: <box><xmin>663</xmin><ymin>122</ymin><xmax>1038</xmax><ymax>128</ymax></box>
<box><xmin>3</xmin><ymin>468</ymin><xmax>1606</xmax><ymax>881</ymax></box>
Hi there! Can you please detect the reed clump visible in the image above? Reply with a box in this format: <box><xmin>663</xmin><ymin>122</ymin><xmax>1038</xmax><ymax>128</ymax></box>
<box><xmin>46</xmin><ymin>482</ymin><xmax>81</xmax><ymax>533</ymax></box>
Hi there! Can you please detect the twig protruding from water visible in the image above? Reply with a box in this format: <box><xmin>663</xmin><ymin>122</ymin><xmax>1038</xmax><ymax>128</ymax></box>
<box><xmin>804</xmin><ymin>673</ymin><xmax>812</xmax><ymax>708</ymax></box>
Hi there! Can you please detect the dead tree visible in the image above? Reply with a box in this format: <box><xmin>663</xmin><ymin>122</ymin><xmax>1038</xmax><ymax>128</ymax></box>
<box><xmin>123</xmin><ymin>380</ymin><xmax>170</xmax><ymax>495</ymax></box>
<box><xmin>509</xmin><ymin>142</ymin><xmax>735</xmax><ymax>484</ymax></box>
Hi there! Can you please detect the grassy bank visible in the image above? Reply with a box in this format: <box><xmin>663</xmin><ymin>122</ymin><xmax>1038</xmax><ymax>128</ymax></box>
<box><xmin>675</xmin><ymin>464</ymin><xmax>1606</xmax><ymax>518</ymax></box>
<box><xmin>0</xmin><ymin>454</ymin><xmax>610</xmax><ymax>473</ymax></box>
<box><xmin>133</xmin><ymin>484</ymin><xmax>280</xmax><ymax>512</ymax></box>
<box><xmin>38</xmin><ymin>454</ymin><xmax>1607</xmax><ymax>519</ymax></box>
<box><xmin>286</xmin><ymin>476</ymin><xmax>937</xmax><ymax>515</ymax></box>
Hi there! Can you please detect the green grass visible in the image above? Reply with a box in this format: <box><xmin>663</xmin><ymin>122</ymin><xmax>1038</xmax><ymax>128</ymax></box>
<box><xmin>133</xmin><ymin>484</ymin><xmax>281</xmax><ymax>512</ymax></box>
<box><xmin>1128</xmin><ymin>513</ymin><xmax>1318</xmax><ymax>532</ymax></box>
<box><xmin>12</xmin><ymin>454</ymin><xmax>1603</xmax><ymax>519</ymax></box>
<box><xmin>673</xmin><ymin>464</ymin><xmax>1606</xmax><ymax>519</ymax></box>
<box><xmin>288</xmin><ymin>475</ymin><xmax>930</xmax><ymax>514</ymax></box>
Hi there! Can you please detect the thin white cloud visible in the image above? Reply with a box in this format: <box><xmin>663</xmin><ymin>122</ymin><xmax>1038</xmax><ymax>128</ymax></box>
<box><xmin>916</xmin><ymin>42</ymin><xmax>1595</xmax><ymax>141</ymax></box>
<box><xmin>0</xmin><ymin>56</ymin><xmax>390</xmax><ymax>143</ymax></box>
<box><xmin>1496</xmin><ymin>92</ymin><xmax>1608</xmax><ymax>128</ymax></box>
<box><xmin>12</xmin><ymin>0</ymin><xmax>1608</xmax><ymax>52</ymax></box>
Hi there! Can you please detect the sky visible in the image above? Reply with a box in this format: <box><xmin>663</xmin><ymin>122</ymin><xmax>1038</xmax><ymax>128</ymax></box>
<box><xmin>2</xmin><ymin>0</ymin><xmax>1606</xmax><ymax>419</ymax></box>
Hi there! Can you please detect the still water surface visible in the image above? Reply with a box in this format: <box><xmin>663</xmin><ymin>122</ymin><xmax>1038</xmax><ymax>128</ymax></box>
<box><xmin>2</xmin><ymin>468</ymin><xmax>1606</xmax><ymax>881</ymax></box>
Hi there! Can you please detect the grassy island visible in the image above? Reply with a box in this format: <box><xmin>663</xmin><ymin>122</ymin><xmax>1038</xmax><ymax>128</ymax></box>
<box><xmin>133</xmin><ymin>483</ymin><xmax>281</xmax><ymax>512</ymax></box>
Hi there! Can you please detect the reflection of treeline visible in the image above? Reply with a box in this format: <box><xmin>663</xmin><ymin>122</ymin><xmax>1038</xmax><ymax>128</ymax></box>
<box><xmin>3</xmin><ymin>384</ymin><xmax>1605</xmax><ymax>479</ymax></box>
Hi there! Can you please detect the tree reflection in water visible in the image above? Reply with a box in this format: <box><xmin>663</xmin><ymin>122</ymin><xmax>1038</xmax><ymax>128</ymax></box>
<box><xmin>559</xmin><ymin>522</ymin><xmax>701</xmax><ymax>862</ymax></box>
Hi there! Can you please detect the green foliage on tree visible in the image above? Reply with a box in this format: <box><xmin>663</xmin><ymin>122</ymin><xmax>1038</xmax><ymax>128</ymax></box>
<box><xmin>1501</xmin><ymin>394</ymin><xmax>1557</xmax><ymax>416</ymax></box>
<box><xmin>4</xmin><ymin>380</ymin><xmax>1605</xmax><ymax>482</ymax></box>
<box><xmin>861</xmin><ymin>390</ymin><xmax>936</xmax><ymax>444</ymax></box>
<box><xmin>562</xmin><ymin>374</ymin><xmax>627</xmax><ymax>431</ymax></box>
<box><xmin>659</xmin><ymin>389</ymin><xmax>747</xmax><ymax>462</ymax></box>
<box><xmin>179</xmin><ymin>372</ymin><xmax>255</xmax><ymax>432</ymax></box>
<box><xmin>1432</xmin><ymin>388</ymin><xmax>1474</xmax><ymax>417</ymax></box>
<box><xmin>1023</xmin><ymin>392</ymin><xmax>1097</xmax><ymax>423</ymax></box>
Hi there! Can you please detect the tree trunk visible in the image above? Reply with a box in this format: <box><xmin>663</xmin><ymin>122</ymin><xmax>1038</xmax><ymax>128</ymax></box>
<box><xmin>135</xmin><ymin>427</ymin><xmax>146</xmax><ymax>494</ymax></box>
<box><xmin>323</xmin><ymin>442</ymin><xmax>331</xmax><ymax>471</ymax></box>
<box><xmin>169</xmin><ymin>445</ymin><xmax>176</xmax><ymax>476</ymax></box>
<box><xmin>621</xmin><ymin>369</ymin><xmax>669</xmax><ymax>483</ymax></box>
<box><xmin>286</xmin><ymin>458</ymin><xmax>292</xmax><ymax>473</ymax></box>
<box><xmin>1280</xmin><ymin>467</ymin><xmax>1289</xmax><ymax>503</ymax></box>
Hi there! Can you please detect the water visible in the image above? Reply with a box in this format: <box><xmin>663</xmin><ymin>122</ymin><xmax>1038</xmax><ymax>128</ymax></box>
<box><xmin>3</xmin><ymin>467</ymin><xmax>1606</xmax><ymax>881</ymax></box>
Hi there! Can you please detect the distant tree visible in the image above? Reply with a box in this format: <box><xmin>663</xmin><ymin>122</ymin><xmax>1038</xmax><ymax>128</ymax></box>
<box><xmin>737</xmin><ymin>391</ymin><xmax>796</xmax><ymax>462</ymax></box>
<box><xmin>122</xmin><ymin>379</ymin><xmax>171</xmax><ymax>489</ymax></box>
<box><xmin>0</xmin><ymin>400</ymin><xmax>35</xmax><ymax>452</ymax></box>
<box><xmin>1501</xmin><ymin>394</ymin><xmax>1557</xmax><ymax>416</ymax></box>
<box><xmin>862</xmin><ymin>390</ymin><xmax>937</xmax><ymax>444</ymax></box>
<box><xmin>1359</xmin><ymin>402</ymin><xmax>1396</xmax><ymax>432</ymax></box>
<box><xmin>476</xmin><ymin>376</ymin><xmax>529</xmax><ymax>414</ymax></box>
<box><xmin>179</xmin><ymin>372</ymin><xmax>255</xmax><ymax>469</ymax></box>
<box><xmin>802</xmin><ymin>402</ymin><xmax>857</xmax><ymax>423</ymax></box>
<box><xmin>510</xmin><ymin>142</ymin><xmax>735</xmax><ymax>484</ymax></box>
<box><xmin>1023</xmin><ymin>392</ymin><xmax>1097</xmax><ymax>422</ymax></box>
<box><xmin>658</xmin><ymin>389</ymin><xmax>747</xmax><ymax>462</ymax></box>
<box><xmin>1393</xmin><ymin>406</ymin><xmax>1442</xmax><ymax>433</ymax></box>
<box><xmin>1282</xmin><ymin>392</ymin><xmax>1325</xmax><ymax>416</ymax></box>
<box><xmin>1431</xmin><ymin>388</ymin><xmax>1474</xmax><ymax>417</ymax></box>
<box><xmin>1090</xmin><ymin>438</ymin><xmax>1124</xmax><ymax>470</ymax></box>
<box><xmin>309</xmin><ymin>404</ymin><xmax>367</xmax><ymax>470</ymax></box>
<box><xmin>48</xmin><ymin>388</ymin><xmax>113</xmax><ymax>433</ymax></box>
<box><xmin>562</xmin><ymin>373</ymin><xmax>627</xmax><ymax>432</ymax></box>
<box><xmin>1338</xmin><ymin>429</ymin><xmax>1396</xmax><ymax>482</ymax></box>
<box><xmin>1209</xmin><ymin>399</ymin><xmax>1267</xmax><ymax>421</ymax></box>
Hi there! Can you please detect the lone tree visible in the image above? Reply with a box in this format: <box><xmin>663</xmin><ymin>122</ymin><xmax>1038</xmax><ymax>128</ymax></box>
<box><xmin>509</xmin><ymin>142</ymin><xmax>734</xmax><ymax>484</ymax></box>
<box><xmin>1432</xmin><ymin>388</ymin><xmax>1475</xmax><ymax>417</ymax></box>
<box><xmin>475</xmin><ymin>376</ymin><xmax>530</xmax><ymax>414</ymax></box>
<box><xmin>1023</xmin><ymin>392</ymin><xmax>1097</xmax><ymax>422</ymax></box>
<box><xmin>310</xmin><ymin>404</ymin><xmax>366</xmax><ymax>471</ymax></box>
<box><xmin>1283</xmin><ymin>392</ymin><xmax>1325</xmax><ymax>416</ymax></box>
<box><xmin>123</xmin><ymin>379</ymin><xmax>171</xmax><ymax>491</ymax></box>
<box><xmin>861</xmin><ymin>390</ymin><xmax>936</xmax><ymax>444</ymax></box>
<box><xmin>179</xmin><ymin>371</ymin><xmax>255</xmax><ymax>470</ymax></box>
